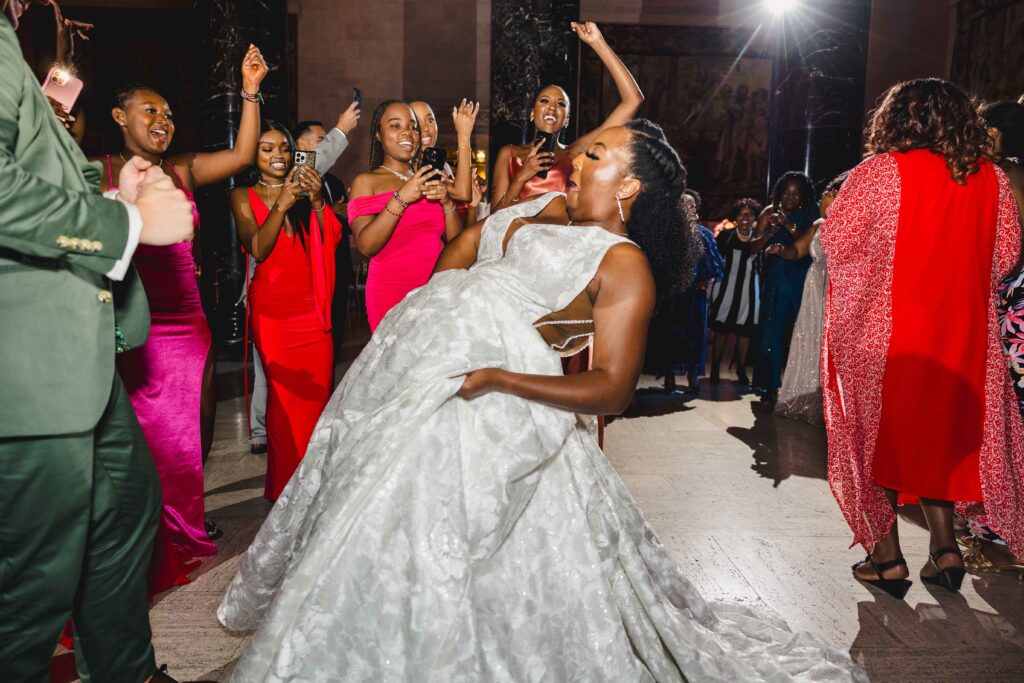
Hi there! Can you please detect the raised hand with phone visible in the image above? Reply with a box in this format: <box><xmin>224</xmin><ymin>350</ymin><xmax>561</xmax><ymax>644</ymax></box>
<box><xmin>490</xmin><ymin>21</ymin><xmax>644</xmax><ymax>212</ymax></box>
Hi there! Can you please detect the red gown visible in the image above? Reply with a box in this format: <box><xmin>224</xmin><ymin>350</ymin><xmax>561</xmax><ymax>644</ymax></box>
<box><xmin>248</xmin><ymin>189</ymin><xmax>343</xmax><ymax>500</ymax></box>
<box><xmin>820</xmin><ymin>150</ymin><xmax>1024</xmax><ymax>556</ymax></box>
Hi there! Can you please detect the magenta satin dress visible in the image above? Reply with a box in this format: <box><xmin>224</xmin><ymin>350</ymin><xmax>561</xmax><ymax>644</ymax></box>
<box><xmin>347</xmin><ymin>192</ymin><xmax>445</xmax><ymax>332</ymax></box>
<box><xmin>108</xmin><ymin>157</ymin><xmax>217</xmax><ymax>589</ymax></box>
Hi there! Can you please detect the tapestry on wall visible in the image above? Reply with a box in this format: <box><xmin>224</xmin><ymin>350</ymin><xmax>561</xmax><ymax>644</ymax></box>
<box><xmin>578</xmin><ymin>24</ymin><xmax>773</xmax><ymax>219</ymax></box>
<box><xmin>951</xmin><ymin>0</ymin><xmax>1024</xmax><ymax>102</ymax></box>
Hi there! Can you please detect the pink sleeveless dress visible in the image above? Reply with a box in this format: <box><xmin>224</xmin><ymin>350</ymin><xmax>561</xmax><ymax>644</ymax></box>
<box><xmin>347</xmin><ymin>192</ymin><xmax>445</xmax><ymax>332</ymax></box>
<box><xmin>107</xmin><ymin>156</ymin><xmax>217</xmax><ymax>593</ymax></box>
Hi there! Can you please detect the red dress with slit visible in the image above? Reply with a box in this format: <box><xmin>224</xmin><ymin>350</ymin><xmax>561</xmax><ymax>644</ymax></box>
<box><xmin>247</xmin><ymin>189</ymin><xmax>343</xmax><ymax>500</ymax></box>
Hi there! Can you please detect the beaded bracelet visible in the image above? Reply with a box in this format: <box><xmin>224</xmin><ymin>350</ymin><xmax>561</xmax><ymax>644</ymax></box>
<box><xmin>241</xmin><ymin>89</ymin><xmax>263</xmax><ymax>104</ymax></box>
<box><xmin>392</xmin><ymin>191</ymin><xmax>409</xmax><ymax>209</ymax></box>
<box><xmin>384</xmin><ymin>204</ymin><xmax>403</xmax><ymax>218</ymax></box>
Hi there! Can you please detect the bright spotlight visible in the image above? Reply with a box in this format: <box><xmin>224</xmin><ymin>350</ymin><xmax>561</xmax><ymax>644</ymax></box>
<box><xmin>765</xmin><ymin>0</ymin><xmax>799</xmax><ymax>15</ymax></box>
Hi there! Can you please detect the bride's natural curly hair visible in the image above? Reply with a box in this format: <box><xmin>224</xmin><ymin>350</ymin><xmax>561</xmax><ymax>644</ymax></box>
<box><xmin>624</xmin><ymin>119</ymin><xmax>696</xmax><ymax>300</ymax></box>
<box><xmin>865</xmin><ymin>78</ymin><xmax>992</xmax><ymax>185</ymax></box>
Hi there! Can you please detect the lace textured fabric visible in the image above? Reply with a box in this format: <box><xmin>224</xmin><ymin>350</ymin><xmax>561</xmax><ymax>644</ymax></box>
<box><xmin>219</xmin><ymin>193</ymin><xmax>866</xmax><ymax>682</ymax></box>
<box><xmin>776</xmin><ymin>228</ymin><xmax>827</xmax><ymax>425</ymax></box>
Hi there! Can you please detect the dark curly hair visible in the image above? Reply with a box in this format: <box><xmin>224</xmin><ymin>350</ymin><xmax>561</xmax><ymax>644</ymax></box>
<box><xmin>368</xmin><ymin>100</ymin><xmax>418</xmax><ymax>170</ymax></box>
<box><xmin>770</xmin><ymin>171</ymin><xmax>816</xmax><ymax>212</ymax></box>
<box><xmin>981</xmin><ymin>101</ymin><xmax>1024</xmax><ymax>161</ymax></box>
<box><xmin>624</xmin><ymin>119</ymin><xmax>694</xmax><ymax>300</ymax></box>
<box><xmin>242</xmin><ymin>119</ymin><xmax>324</xmax><ymax>250</ymax></box>
<box><xmin>866</xmin><ymin>78</ymin><xmax>993</xmax><ymax>185</ymax></box>
<box><xmin>728</xmin><ymin>197</ymin><xmax>762</xmax><ymax>221</ymax></box>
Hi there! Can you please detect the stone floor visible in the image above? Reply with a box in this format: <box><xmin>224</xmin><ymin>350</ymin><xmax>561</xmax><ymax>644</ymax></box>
<box><xmin>63</xmin><ymin>320</ymin><xmax>1024</xmax><ymax>682</ymax></box>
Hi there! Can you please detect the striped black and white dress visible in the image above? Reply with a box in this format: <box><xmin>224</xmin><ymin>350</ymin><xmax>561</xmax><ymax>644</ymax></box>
<box><xmin>709</xmin><ymin>229</ymin><xmax>760</xmax><ymax>336</ymax></box>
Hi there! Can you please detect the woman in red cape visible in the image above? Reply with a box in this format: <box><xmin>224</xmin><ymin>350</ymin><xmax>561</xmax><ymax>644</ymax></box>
<box><xmin>821</xmin><ymin>79</ymin><xmax>1024</xmax><ymax>597</ymax></box>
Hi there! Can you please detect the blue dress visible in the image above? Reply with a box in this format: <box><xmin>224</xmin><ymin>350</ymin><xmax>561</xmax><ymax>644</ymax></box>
<box><xmin>646</xmin><ymin>225</ymin><xmax>725</xmax><ymax>377</ymax></box>
<box><xmin>753</xmin><ymin>205</ymin><xmax>820</xmax><ymax>393</ymax></box>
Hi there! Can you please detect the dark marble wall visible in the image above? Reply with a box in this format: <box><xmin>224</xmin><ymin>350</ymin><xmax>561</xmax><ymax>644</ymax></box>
<box><xmin>196</xmin><ymin>0</ymin><xmax>289</xmax><ymax>346</ymax></box>
<box><xmin>767</xmin><ymin>0</ymin><xmax>872</xmax><ymax>191</ymax></box>
<box><xmin>489</xmin><ymin>0</ymin><xmax>580</xmax><ymax>170</ymax></box>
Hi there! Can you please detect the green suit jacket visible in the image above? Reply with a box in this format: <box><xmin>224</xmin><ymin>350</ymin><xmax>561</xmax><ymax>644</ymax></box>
<box><xmin>0</xmin><ymin>18</ymin><xmax>149</xmax><ymax>438</ymax></box>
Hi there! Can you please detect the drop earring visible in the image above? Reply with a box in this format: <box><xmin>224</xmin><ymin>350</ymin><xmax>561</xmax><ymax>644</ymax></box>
<box><xmin>616</xmin><ymin>196</ymin><xmax>625</xmax><ymax>225</ymax></box>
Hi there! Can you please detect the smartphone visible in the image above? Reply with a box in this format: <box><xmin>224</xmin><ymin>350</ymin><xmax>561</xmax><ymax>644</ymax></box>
<box><xmin>352</xmin><ymin>87</ymin><xmax>363</xmax><ymax>107</ymax></box>
<box><xmin>292</xmin><ymin>150</ymin><xmax>317</xmax><ymax>196</ymax></box>
<box><xmin>41</xmin><ymin>66</ymin><xmax>83</xmax><ymax>117</ymax></box>
<box><xmin>421</xmin><ymin>147</ymin><xmax>447</xmax><ymax>182</ymax></box>
<box><xmin>532</xmin><ymin>131</ymin><xmax>557</xmax><ymax>179</ymax></box>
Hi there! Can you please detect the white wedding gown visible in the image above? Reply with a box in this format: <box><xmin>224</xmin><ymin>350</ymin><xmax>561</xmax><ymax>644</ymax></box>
<box><xmin>219</xmin><ymin>193</ymin><xmax>865</xmax><ymax>682</ymax></box>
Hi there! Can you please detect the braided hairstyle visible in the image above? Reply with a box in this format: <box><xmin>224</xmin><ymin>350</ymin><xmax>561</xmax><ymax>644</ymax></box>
<box><xmin>368</xmin><ymin>99</ymin><xmax>411</xmax><ymax>171</ymax></box>
<box><xmin>114</xmin><ymin>82</ymin><xmax>158</xmax><ymax>109</ymax></box>
<box><xmin>624</xmin><ymin>119</ymin><xmax>695</xmax><ymax>299</ymax></box>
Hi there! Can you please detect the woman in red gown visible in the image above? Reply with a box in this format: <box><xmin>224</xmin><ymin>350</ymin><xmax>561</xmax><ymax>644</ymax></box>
<box><xmin>822</xmin><ymin>79</ymin><xmax>1024</xmax><ymax>597</ymax></box>
<box><xmin>231</xmin><ymin>122</ymin><xmax>343</xmax><ymax>500</ymax></box>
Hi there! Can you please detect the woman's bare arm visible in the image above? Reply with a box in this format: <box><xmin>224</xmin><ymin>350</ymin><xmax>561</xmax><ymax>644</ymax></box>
<box><xmin>458</xmin><ymin>243</ymin><xmax>655</xmax><ymax>415</ymax></box>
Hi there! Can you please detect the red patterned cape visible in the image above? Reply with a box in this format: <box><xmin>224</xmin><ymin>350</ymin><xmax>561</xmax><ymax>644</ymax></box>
<box><xmin>819</xmin><ymin>152</ymin><xmax>1024</xmax><ymax>557</ymax></box>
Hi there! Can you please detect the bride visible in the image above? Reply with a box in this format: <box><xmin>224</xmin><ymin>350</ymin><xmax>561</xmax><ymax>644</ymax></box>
<box><xmin>218</xmin><ymin>120</ymin><xmax>865</xmax><ymax>682</ymax></box>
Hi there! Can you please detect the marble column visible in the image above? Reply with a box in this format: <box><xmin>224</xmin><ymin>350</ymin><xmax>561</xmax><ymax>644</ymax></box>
<box><xmin>767</xmin><ymin>0</ymin><xmax>872</xmax><ymax>192</ymax></box>
<box><xmin>489</xmin><ymin>0</ymin><xmax>580</xmax><ymax>173</ymax></box>
<box><xmin>196</xmin><ymin>0</ymin><xmax>289</xmax><ymax>347</ymax></box>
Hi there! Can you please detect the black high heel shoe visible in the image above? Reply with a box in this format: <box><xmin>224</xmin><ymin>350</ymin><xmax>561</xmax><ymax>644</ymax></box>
<box><xmin>853</xmin><ymin>555</ymin><xmax>912</xmax><ymax>599</ymax></box>
<box><xmin>921</xmin><ymin>546</ymin><xmax>966</xmax><ymax>591</ymax></box>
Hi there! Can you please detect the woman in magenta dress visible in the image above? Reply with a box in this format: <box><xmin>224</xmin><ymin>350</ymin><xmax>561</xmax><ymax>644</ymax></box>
<box><xmin>96</xmin><ymin>46</ymin><xmax>267</xmax><ymax>590</ymax></box>
<box><xmin>822</xmin><ymin>79</ymin><xmax>1024</xmax><ymax>598</ymax></box>
<box><xmin>348</xmin><ymin>100</ymin><xmax>463</xmax><ymax>332</ymax></box>
<box><xmin>490</xmin><ymin>22</ymin><xmax>643</xmax><ymax>211</ymax></box>
<box><xmin>231</xmin><ymin>122</ymin><xmax>343</xmax><ymax>501</ymax></box>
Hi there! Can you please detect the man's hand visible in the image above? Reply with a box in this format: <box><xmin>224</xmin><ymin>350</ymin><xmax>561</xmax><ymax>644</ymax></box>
<box><xmin>115</xmin><ymin>155</ymin><xmax>154</xmax><ymax>203</ymax></box>
<box><xmin>336</xmin><ymin>101</ymin><xmax>361</xmax><ymax>135</ymax></box>
<box><xmin>135</xmin><ymin>169</ymin><xmax>195</xmax><ymax>246</ymax></box>
<box><xmin>52</xmin><ymin>0</ymin><xmax>93</xmax><ymax>63</ymax></box>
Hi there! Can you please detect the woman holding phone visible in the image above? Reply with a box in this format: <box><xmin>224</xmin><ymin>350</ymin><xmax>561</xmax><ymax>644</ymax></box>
<box><xmin>95</xmin><ymin>45</ymin><xmax>267</xmax><ymax>590</ymax></box>
<box><xmin>409</xmin><ymin>98</ymin><xmax>479</xmax><ymax>204</ymax></box>
<box><xmin>231</xmin><ymin>121</ymin><xmax>344</xmax><ymax>501</ymax></box>
<box><xmin>347</xmin><ymin>100</ymin><xmax>462</xmax><ymax>332</ymax></box>
<box><xmin>490</xmin><ymin>21</ymin><xmax>644</xmax><ymax>212</ymax></box>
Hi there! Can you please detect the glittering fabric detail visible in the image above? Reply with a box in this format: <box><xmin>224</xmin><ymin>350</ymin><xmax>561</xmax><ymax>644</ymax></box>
<box><xmin>775</xmin><ymin>228</ymin><xmax>826</xmax><ymax>425</ymax></box>
<box><xmin>821</xmin><ymin>153</ymin><xmax>1024</xmax><ymax>557</ymax></box>
<box><xmin>114</xmin><ymin>322</ymin><xmax>130</xmax><ymax>354</ymax></box>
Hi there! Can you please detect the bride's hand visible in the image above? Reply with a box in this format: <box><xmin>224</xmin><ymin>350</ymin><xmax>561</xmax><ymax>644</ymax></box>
<box><xmin>458</xmin><ymin>368</ymin><xmax>503</xmax><ymax>400</ymax></box>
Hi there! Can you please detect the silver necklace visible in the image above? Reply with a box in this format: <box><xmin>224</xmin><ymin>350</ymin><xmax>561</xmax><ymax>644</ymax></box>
<box><xmin>258</xmin><ymin>179</ymin><xmax>285</xmax><ymax>189</ymax></box>
<box><xmin>379</xmin><ymin>165</ymin><xmax>413</xmax><ymax>181</ymax></box>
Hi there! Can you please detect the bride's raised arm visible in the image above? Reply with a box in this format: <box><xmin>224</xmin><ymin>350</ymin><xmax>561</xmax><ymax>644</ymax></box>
<box><xmin>565</xmin><ymin>22</ymin><xmax>644</xmax><ymax>158</ymax></box>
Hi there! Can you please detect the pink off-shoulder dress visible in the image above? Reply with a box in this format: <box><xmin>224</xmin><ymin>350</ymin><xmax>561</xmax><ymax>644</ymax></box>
<box><xmin>347</xmin><ymin>192</ymin><xmax>445</xmax><ymax>332</ymax></box>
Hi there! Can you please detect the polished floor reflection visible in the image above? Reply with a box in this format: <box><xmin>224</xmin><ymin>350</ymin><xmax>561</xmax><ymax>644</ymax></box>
<box><xmin>105</xmin><ymin>322</ymin><xmax>1024</xmax><ymax>682</ymax></box>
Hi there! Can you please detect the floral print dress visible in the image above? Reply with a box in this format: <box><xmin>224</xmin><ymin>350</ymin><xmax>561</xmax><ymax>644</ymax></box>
<box><xmin>998</xmin><ymin>269</ymin><xmax>1024</xmax><ymax>418</ymax></box>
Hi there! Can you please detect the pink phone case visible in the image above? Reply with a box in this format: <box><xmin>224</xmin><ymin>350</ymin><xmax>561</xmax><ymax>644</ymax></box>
<box><xmin>41</xmin><ymin>67</ymin><xmax>84</xmax><ymax>114</ymax></box>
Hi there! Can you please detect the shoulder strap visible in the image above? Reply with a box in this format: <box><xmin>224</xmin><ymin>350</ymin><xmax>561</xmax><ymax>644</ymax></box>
<box><xmin>105</xmin><ymin>154</ymin><xmax>114</xmax><ymax>187</ymax></box>
<box><xmin>476</xmin><ymin>192</ymin><xmax>564</xmax><ymax>263</ymax></box>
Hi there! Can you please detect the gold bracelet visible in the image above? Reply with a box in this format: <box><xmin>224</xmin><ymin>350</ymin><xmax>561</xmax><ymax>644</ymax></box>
<box><xmin>443</xmin><ymin>203</ymin><xmax>457</xmax><ymax>215</ymax></box>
